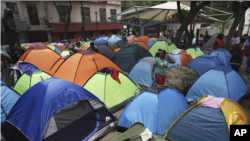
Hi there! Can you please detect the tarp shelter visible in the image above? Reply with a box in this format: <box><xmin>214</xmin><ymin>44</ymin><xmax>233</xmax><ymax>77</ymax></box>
<box><xmin>1</xmin><ymin>81</ymin><xmax>20</xmax><ymax>124</ymax></box>
<box><xmin>51</xmin><ymin>52</ymin><xmax>122</xmax><ymax>86</ymax></box>
<box><xmin>132</xmin><ymin>40</ymin><xmax>150</xmax><ymax>50</ymax></box>
<box><xmin>93</xmin><ymin>38</ymin><xmax>108</xmax><ymax>45</ymax></box>
<box><xmin>112</xmin><ymin>123</ymin><xmax>173</xmax><ymax>141</ymax></box>
<box><xmin>87</xmin><ymin>44</ymin><xmax>116</xmax><ymax>60</ymax></box>
<box><xmin>83</xmin><ymin>68</ymin><xmax>139</xmax><ymax>113</ymax></box>
<box><xmin>118</xmin><ymin>88</ymin><xmax>189</xmax><ymax>137</ymax></box>
<box><xmin>202</xmin><ymin>33</ymin><xmax>228</xmax><ymax>50</ymax></box>
<box><xmin>210</xmin><ymin>48</ymin><xmax>232</xmax><ymax>67</ymax></box>
<box><xmin>186</xmin><ymin>47</ymin><xmax>205</xmax><ymax>59</ymax></box>
<box><xmin>18</xmin><ymin>47</ymin><xmax>61</xmax><ymax>73</ymax></box>
<box><xmin>14</xmin><ymin>69</ymin><xmax>52</xmax><ymax>95</ymax></box>
<box><xmin>129</xmin><ymin>57</ymin><xmax>156</xmax><ymax>87</ymax></box>
<box><xmin>164</xmin><ymin>66</ymin><xmax>199</xmax><ymax>96</ymax></box>
<box><xmin>1</xmin><ymin>62</ymin><xmax>39</xmax><ymax>88</ymax></box>
<box><xmin>107</xmin><ymin>36</ymin><xmax>121</xmax><ymax>43</ymax></box>
<box><xmin>112</xmin><ymin>44</ymin><xmax>152</xmax><ymax>73</ymax></box>
<box><xmin>186</xmin><ymin>66</ymin><xmax>248</xmax><ymax>102</ymax></box>
<box><xmin>149</xmin><ymin>41</ymin><xmax>177</xmax><ymax>57</ymax></box>
<box><xmin>187</xmin><ymin>55</ymin><xmax>225</xmax><ymax>75</ymax></box>
<box><xmin>167</xmin><ymin>49</ymin><xmax>193</xmax><ymax>68</ymax></box>
<box><xmin>1</xmin><ymin>77</ymin><xmax>118</xmax><ymax>141</ymax></box>
<box><xmin>164</xmin><ymin>95</ymin><xmax>250</xmax><ymax>141</ymax></box>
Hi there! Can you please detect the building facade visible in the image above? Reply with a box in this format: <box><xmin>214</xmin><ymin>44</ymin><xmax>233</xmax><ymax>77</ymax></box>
<box><xmin>46</xmin><ymin>1</ymin><xmax>123</xmax><ymax>41</ymax></box>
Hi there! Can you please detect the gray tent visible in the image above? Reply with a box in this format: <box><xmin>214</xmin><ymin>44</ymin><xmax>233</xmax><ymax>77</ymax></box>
<box><xmin>203</xmin><ymin>33</ymin><xmax>227</xmax><ymax>50</ymax></box>
<box><xmin>88</xmin><ymin>44</ymin><xmax>115</xmax><ymax>60</ymax></box>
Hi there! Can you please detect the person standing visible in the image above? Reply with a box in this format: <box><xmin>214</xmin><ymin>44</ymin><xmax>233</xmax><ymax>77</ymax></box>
<box><xmin>213</xmin><ymin>33</ymin><xmax>224</xmax><ymax>50</ymax></box>
<box><xmin>230</xmin><ymin>30</ymin><xmax>240</xmax><ymax>50</ymax></box>
<box><xmin>203</xmin><ymin>31</ymin><xmax>210</xmax><ymax>43</ymax></box>
<box><xmin>151</xmin><ymin>50</ymin><xmax>175</xmax><ymax>85</ymax></box>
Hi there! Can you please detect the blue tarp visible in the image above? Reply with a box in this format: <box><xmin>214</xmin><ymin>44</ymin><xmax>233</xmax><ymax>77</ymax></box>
<box><xmin>186</xmin><ymin>66</ymin><xmax>248</xmax><ymax>102</ymax></box>
<box><xmin>187</xmin><ymin>55</ymin><xmax>225</xmax><ymax>75</ymax></box>
<box><xmin>129</xmin><ymin>57</ymin><xmax>156</xmax><ymax>87</ymax></box>
<box><xmin>147</xmin><ymin>40</ymin><xmax>156</xmax><ymax>48</ymax></box>
<box><xmin>1</xmin><ymin>81</ymin><xmax>20</xmax><ymax>123</ymax></box>
<box><xmin>93</xmin><ymin>38</ymin><xmax>108</xmax><ymax>45</ymax></box>
<box><xmin>118</xmin><ymin>88</ymin><xmax>189</xmax><ymax>137</ymax></box>
<box><xmin>107</xmin><ymin>37</ymin><xmax>121</xmax><ymax>43</ymax></box>
<box><xmin>210</xmin><ymin>48</ymin><xmax>232</xmax><ymax>68</ymax></box>
<box><xmin>167</xmin><ymin>106</ymin><xmax>229</xmax><ymax>141</ymax></box>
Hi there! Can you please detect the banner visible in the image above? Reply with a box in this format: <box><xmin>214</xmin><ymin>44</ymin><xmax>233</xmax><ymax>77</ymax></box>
<box><xmin>145</xmin><ymin>24</ymin><xmax>160</xmax><ymax>37</ymax></box>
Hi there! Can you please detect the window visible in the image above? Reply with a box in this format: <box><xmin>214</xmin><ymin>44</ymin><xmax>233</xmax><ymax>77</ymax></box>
<box><xmin>110</xmin><ymin>9</ymin><xmax>117</xmax><ymax>21</ymax></box>
<box><xmin>6</xmin><ymin>2</ymin><xmax>19</xmax><ymax>15</ymax></box>
<box><xmin>58</xmin><ymin>5</ymin><xmax>71</xmax><ymax>23</ymax></box>
<box><xmin>81</xmin><ymin>7</ymin><xmax>91</xmax><ymax>23</ymax></box>
<box><xmin>99</xmin><ymin>8</ymin><xmax>106</xmax><ymax>23</ymax></box>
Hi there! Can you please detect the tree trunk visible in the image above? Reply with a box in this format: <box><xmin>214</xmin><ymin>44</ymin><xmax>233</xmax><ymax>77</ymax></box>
<box><xmin>238</xmin><ymin>15</ymin><xmax>245</xmax><ymax>37</ymax></box>
<box><xmin>174</xmin><ymin>1</ymin><xmax>210</xmax><ymax>47</ymax></box>
<box><xmin>80</xmin><ymin>1</ymin><xmax>85</xmax><ymax>40</ymax></box>
<box><xmin>64</xmin><ymin>2</ymin><xmax>72</xmax><ymax>40</ymax></box>
<box><xmin>224</xmin><ymin>5</ymin><xmax>248</xmax><ymax>50</ymax></box>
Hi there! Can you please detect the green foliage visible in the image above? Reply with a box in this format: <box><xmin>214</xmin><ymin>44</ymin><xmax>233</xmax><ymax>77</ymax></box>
<box><xmin>121</xmin><ymin>1</ymin><xmax>166</xmax><ymax>11</ymax></box>
<box><xmin>227</xmin><ymin>1</ymin><xmax>242</xmax><ymax>14</ymax></box>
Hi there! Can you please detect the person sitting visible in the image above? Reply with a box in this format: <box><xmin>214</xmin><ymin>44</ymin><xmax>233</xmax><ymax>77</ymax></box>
<box><xmin>69</xmin><ymin>40</ymin><xmax>75</xmax><ymax>55</ymax></box>
<box><xmin>74</xmin><ymin>42</ymin><xmax>82</xmax><ymax>53</ymax></box>
<box><xmin>151</xmin><ymin>50</ymin><xmax>175</xmax><ymax>85</ymax></box>
<box><xmin>89</xmin><ymin>42</ymin><xmax>99</xmax><ymax>53</ymax></box>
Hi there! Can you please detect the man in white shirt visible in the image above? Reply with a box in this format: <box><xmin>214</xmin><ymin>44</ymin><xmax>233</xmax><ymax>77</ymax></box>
<box><xmin>74</xmin><ymin>42</ymin><xmax>81</xmax><ymax>53</ymax></box>
<box><xmin>230</xmin><ymin>30</ymin><xmax>240</xmax><ymax>50</ymax></box>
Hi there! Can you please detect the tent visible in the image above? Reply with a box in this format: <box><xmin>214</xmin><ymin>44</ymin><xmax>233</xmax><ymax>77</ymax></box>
<box><xmin>147</xmin><ymin>40</ymin><xmax>156</xmax><ymax>48</ymax></box>
<box><xmin>149</xmin><ymin>41</ymin><xmax>177</xmax><ymax>57</ymax></box>
<box><xmin>49</xmin><ymin>55</ymin><xmax>70</xmax><ymax>75</ymax></box>
<box><xmin>1</xmin><ymin>77</ymin><xmax>118</xmax><ymax>141</ymax></box>
<box><xmin>47</xmin><ymin>45</ymin><xmax>62</xmax><ymax>55</ymax></box>
<box><xmin>81</xmin><ymin>41</ymin><xmax>92</xmax><ymax>47</ymax></box>
<box><xmin>107</xmin><ymin>36</ymin><xmax>121</xmax><ymax>43</ymax></box>
<box><xmin>167</xmin><ymin>49</ymin><xmax>193</xmax><ymax>68</ymax></box>
<box><xmin>127</xmin><ymin>35</ymin><xmax>135</xmax><ymax>40</ymax></box>
<box><xmin>13</xmin><ymin>69</ymin><xmax>52</xmax><ymax>95</ymax></box>
<box><xmin>128</xmin><ymin>37</ymin><xmax>140</xmax><ymax>43</ymax></box>
<box><xmin>238</xmin><ymin>94</ymin><xmax>250</xmax><ymax>117</ymax></box>
<box><xmin>1</xmin><ymin>81</ymin><xmax>20</xmax><ymax>124</ymax></box>
<box><xmin>187</xmin><ymin>55</ymin><xmax>225</xmax><ymax>75</ymax></box>
<box><xmin>114</xmin><ymin>48</ymin><xmax>120</xmax><ymax>53</ymax></box>
<box><xmin>210</xmin><ymin>48</ymin><xmax>232</xmax><ymax>67</ymax></box>
<box><xmin>164</xmin><ymin>66</ymin><xmax>199</xmax><ymax>96</ymax></box>
<box><xmin>93</xmin><ymin>38</ymin><xmax>108</xmax><ymax>45</ymax></box>
<box><xmin>87</xmin><ymin>44</ymin><xmax>116</xmax><ymax>60</ymax></box>
<box><xmin>81</xmin><ymin>45</ymin><xmax>90</xmax><ymax>51</ymax></box>
<box><xmin>132</xmin><ymin>40</ymin><xmax>150</xmax><ymax>50</ymax></box>
<box><xmin>29</xmin><ymin>43</ymin><xmax>47</xmax><ymax>48</ymax></box>
<box><xmin>112</xmin><ymin>123</ymin><xmax>173</xmax><ymax>141</ymax></box>
<box><xmin>116</xmin><ymin>40</ymin><xmax>125</xmax><ymax>47</ymax></box>
<box><xmin>1</xmin><ymin>62</ymin><xmax>39</xmax><ymax>88</ymax></box>
<box><xmin>18</xmin><ymin>47</ymin><xmax>61</xmax><ymax>73</ymax></box>
<box><xmin>118</xmin><ymin>88</ymin><xmax>189</xmax><ymax>137</ymax></box>
<box><xmin>124</xmin><ymin>43</ymin><xmax>134</xmax><ymax>47</ymax></box>
<box><xmin>186</xmin><ymin>66</ymin><xmax>248</xmax><ymax>102</ymax></box>
<box><xmin>108</xmin><ymin>42</ymin><xmax>120</xmax><ymax>49</ymax></box>
<box><xmin>203</xmin><ymin>33</ymin><xmax>227</xmax><ymax>50</ymax></box>
<box><xmin>112</xmin><ymin>44</ymin><xmax>152</xmax><ymax>73</ymax></box>
<box><xmin>60</xmin><ymin>50</ymin><xmax>70</xmax><ymax>57</ymax></box>
<box><xmin>54</xmin><ymin>44</ymin><xmax>67</xmax><ymax>51</ymax></box>
<box><xmin>83</xmin><ymin>68</ymin><xmax>139</xmax><ymax>113</ymax></box>
<box><xmin>129</xmin><ymin>57</ymin><xmax>156</xmax><ymax>87</ymax></box>
<box><xmin>164</xmin><ymin>95</ymin><xmax>250</xmax><ymax>141</ymax></box>
<box><xmin>186</xmin><ymin>47</ymin><xmax>205</xmax><ymax>59</ymax></box>
<box><xmin>128</xmin><ymin>36</ymin><xmax>150</xmax><ymax>43</ymax></box>
<box><xmin>51</xmin><ymin>52</ymin><xmax>122</xmax><ymax>86</ymax></box>
<box><xmin>98</xmin><ymin>36</ymin><xmax>109</xmax><ymax>41</ymax></box>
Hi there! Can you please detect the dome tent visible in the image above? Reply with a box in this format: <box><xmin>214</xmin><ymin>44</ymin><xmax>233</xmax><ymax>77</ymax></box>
<box><xmin>149</xmin><ymin>41</ymin><xmax>177</xmax><ymax>57</ymax></box>
<box><xmin>186</xmin><ymin>66</ymin><xmax>248</xmax><ymax>102</ymax></box>
<box><xmin>167</xmin><ymin>49</ymin><xmax>193</xmax><ymax>68</ymax></box>
<box><xmin>48</xmin><ymin>55</ymin><xmax>70</xmax><ymax>75</ymax></box>
<box><xmin>112</xmin><ymin>44</ymin><xmax>152</xmax><ymax>73</ymax></box>
<box><xmin>118</xmin><ymin>88</ymin><xmax>189</xmax><ymax>138</ymax></box>
<box><xmin>83</xmin><ymin>68</ymin><xmax>139</xmax><ymax>113</ymax></box>
<box><xmin>187</xmin><ymin>55</ymin><xmax>225</xmax><ymax>75</ymax></box>
<box><xmin>87</xmin><ymin>44</ymin><xmax>116</xmax><ymax>60</ymax></box>
<box><xmin>164</xmin><ymin>95</ymin><xmax>249</xmax><ymax>141</ymax></box>
<box><xmin>14</xmin><ymin>69</ymin><xmax>52</xmax><ymax>95</ymax></box>
<box><xmin>186</xmin><ymin>47</ymin><xmax>205</xmax><ymax>59</ymax></box>
<box><xmin>210</xmin><ymin>48</ymin><xmax>232</xmax><ymax>67</ymax></box>
<box><xmin>1</xmin><ymin>78</ymin><xmax>118</xmax><ymax>141</ymax></box>
<box><xmin>132</xmin><ymin>40</ymin><xmax>150</xmax><ymax>50</ymax></box>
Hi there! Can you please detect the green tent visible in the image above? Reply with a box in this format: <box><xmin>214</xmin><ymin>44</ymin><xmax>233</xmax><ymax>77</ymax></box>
<box><xmin>112</xmin><ymin>123</ymin><xmax>173</xmax><ymax>141</ymax></box>
<box><xmin>13</xmin><ymin>70</ymin><xmax>52</xmax><ymax>95</ymax></box>
<box><xmin>83</xmin><ymin>71</ymin><xmax>140</xmax><ymax>113</ymax></box>
<box><xmin>108</xmin><ymin>42</ymin><xmax>120</xmax><ymax>49</ymax></box>
<box><xmin>61</xmin><ymin>50</ymin><xmax>69</xmax><ymax>57</ymax></box>
<box><xmin>149</xmin><ymin>41</ymin><xmax>177</xmax><ymax>57</ymax></box>
<box><xmin>186</xmin><ymin>47</ymin><xmax>205</xmax><ymax>59</ymax></box>
<box><xmin>81</xmin><ymin>41</ymin><xmax>91</xmax><ymax>48</ymax></box>
<box><xmin>116</xmin><ymin>40</ymin><xmax>125</xmax><ymax>47</ymax></box>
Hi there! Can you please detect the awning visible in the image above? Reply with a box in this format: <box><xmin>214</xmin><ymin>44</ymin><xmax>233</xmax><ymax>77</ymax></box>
<box><xmin>28</xmin><ymin>27</ymin><xmax>54</xmax><ymax>31</ymax></box>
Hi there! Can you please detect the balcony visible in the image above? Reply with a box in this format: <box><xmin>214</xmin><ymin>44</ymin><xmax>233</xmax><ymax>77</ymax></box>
<box><xmin>25</xmin><ymin>17</ymin><xmax>48</xmax><ymax>25</ymax></box>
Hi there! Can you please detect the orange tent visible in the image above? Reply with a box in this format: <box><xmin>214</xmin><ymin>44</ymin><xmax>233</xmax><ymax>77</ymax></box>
<box><xmin>18</xmin><ymin>48</ymin><xmax>61</xmax><ymax>73</ymax></box>
<box><xmin>51</xmin><ymin>52</ymin><xmax>123</xmax><ymax>86</ymax></box>
<box><xmin>114</xmin><ymin>48</ymin><xmax>120</xmax><ymax>53</ymax></box>
<box><xmin>128</xmin><ymin>37</ymin><xmax>140</xmax><ymax>43</ymax></box>
<box><xmin>82</xmin><ymin>45</ymin><xmax>90</xmax><ymax>51</ymax></box>
<box><xmin>138</xmin><ymin>36</ymin><xmax>150</xmax><ymax>43</ymax></box>
<box><xmin>29</xmin><ymin>43</ymin><xmax>47</xmax><ymax>48</ymax></box>
<box><xmin>132</xmin><ymin>40</ymin><xmax>150</xmax><ymax>50</ymax></box>
<box><xmin>55</xmin><ymin>45</ymin><xmax>67</xmax><ymax>51</ymax></box>
<box><xmin>49</xmin><ymin>56</ymin><xmax>70</xmax><ymax>75</ymax></box>
<box><xmin>179</xmin><ymin>51</ymin><xmax>193</xmax><ymax>66</ymax></box>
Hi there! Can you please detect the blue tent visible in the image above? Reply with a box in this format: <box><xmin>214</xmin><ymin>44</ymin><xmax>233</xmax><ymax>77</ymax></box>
<box><xmin>210</xmin><ymin>48</ymin><xmax>232</xmax><ymax>67</ymax></box>
<box><xmin>187</xmin><ymin>55</ymin><xmax>225</xmax><ymax>75</ymax></box>
<box><xmin>118</xmin><ymin>88</ymin><xmax>189</xmax><ymax>137</ymax></box>
<box><xmin>93</xmin><ymin>38</ymin><xmax>108</xmax><ymax>44</ymax></box>
<box><xmin>146</xmin><ymin>40</ymin><xmax>155</xmax><ymax>48</ymax></box>
<box><xmin>123</xmin><ymin>43</ymin><xmax>134</xmax><ymax>47</ymax></box>
<box><xmin>98</xmin><ymin>37</ymin><xmax>108</xmax><ymax>41</ymax></box>
<box><xmin>112</xmin><ymin>44</ymin><xmax>152</xmax><ymax>73</ymax></box>
<box><xmin>129</xmin><ymin>57</ymin><xmax>156</xmax><ymax>87</ymax></box>
<box><xmin>2</xmin><ymin>78</ymin><xmax>117</xmax><ymax>141</ymax></box>
<box><xmin>186</xmin><ymin>66</ymin><xmax>248</xmax><ymax>102</ymax></box>
<box><xmin>1</xmin><ymin>81</ymin><xmax>20</xmax><ymax>124</ymax></box>
<box><xmin>107</xmin><ymin>36</ymin><xmax>121</xmax><ymax>43</ymax></box>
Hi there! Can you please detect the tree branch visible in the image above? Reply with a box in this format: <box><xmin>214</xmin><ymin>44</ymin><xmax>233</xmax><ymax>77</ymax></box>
<box><xmin>53</xmin><ymin>1</ymin><xmax>65</xmax><ymax>24</ymax></box>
